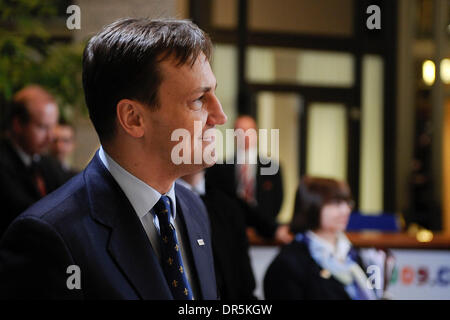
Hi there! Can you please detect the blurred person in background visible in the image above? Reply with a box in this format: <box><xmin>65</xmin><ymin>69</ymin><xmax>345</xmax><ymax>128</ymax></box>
<box><xmin>0</xmin><ymin>85</ymin><xmax>67</xmax><ymax>237</ymax></box>
<box><xmin>178</xmin><ymin>170</ymin><xmax>256</xmax><ymax>300</ymax></box>
<box><xmin>264</xmin><ymin>176</ymin><xmax>380</xmax><ymax>300</ymax></box>
<box><xmin>49</xmin><ymin>118</ymin><xmax>78</xmax><ymax>179</ymax></box>
<box><xmin>206</xmin><ymin>115</ymin><xmax>292</xmax><ymax>244</ymax></box>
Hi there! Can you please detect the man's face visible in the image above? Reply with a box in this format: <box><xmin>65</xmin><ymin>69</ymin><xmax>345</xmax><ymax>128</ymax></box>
<box><xmin>50</xmin><ymin>124</ymin><xmax>75</xmax><ymax>162</ymax></box>
<box><xmin>15</xmin><ymin>101</ymin><xmax>59</xmax><ymax>155</ymax></box>
<box><xmin>142</xmin><ymin>52</ymin><xmax>227</xmax><ymax>175</ymax></box>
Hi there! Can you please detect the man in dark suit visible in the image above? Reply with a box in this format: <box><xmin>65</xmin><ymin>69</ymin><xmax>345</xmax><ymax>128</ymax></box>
<box><xmin>179</xmin><ymin>171</ymin><xmax>256</xmax><ymax>300</ymax></box>
<box><xmin>206</xmin><ymin>115</ymin><xmax>292</xmax><ymax>243</ymax></box>
<box><xmin>0</xmin><ymin>18</ymin><xmax>226</xmax><ymax>299</ymax></box>
<box><xmin>0</xmin><ymin>85</ymin><xmax>67</xmax><ymax>236</ymax></box>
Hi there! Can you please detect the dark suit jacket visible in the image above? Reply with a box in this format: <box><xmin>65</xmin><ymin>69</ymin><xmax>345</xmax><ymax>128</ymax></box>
<box><xmin>264</xmin><ymin>241</ymin><xmax>360</xmax><ymax>300</ymax></box>
<box><xmin>0</xmin><ymin>138</ymin><xmax>67</xmax><ymax>236</ymax></box>
<box><xmin>0</xmin><ymin>151</ymin><xmax>217</xmax><ymax>299</ymax></box>
<box><xmin>201</xmin><ymin>182</ymin><xmax>256</xmax><ymax>300</ymax></box>
<box><xmin>205</xmin><ymin>159</ymin><xmax>283</xmax><ymax>238</ymax></box>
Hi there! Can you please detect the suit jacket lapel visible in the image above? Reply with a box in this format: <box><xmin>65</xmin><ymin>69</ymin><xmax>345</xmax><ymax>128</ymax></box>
<box><xmin>85</xmin><ymin>152</ymin><xmax>172</xmax><ymax>299</ymax></box>
<box><xmin>176</xmin><ymin>188</ymin><xmax>217</xmax><ymax>299</ymax></box>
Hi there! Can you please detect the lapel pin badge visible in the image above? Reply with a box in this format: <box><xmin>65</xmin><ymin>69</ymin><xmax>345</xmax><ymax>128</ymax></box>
<box><xmin>197</xmin><ymin>239</ymin><xmax>205</xmax><ymax>246</ymax></box>
<box><xmin>320</xmin><ymin>269</ymin><xmax>331</xmax><ymax>279</ymax></box>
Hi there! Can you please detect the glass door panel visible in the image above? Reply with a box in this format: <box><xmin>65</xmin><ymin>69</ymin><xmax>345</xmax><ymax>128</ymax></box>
<box><xmin>359</xmin><ymin>55</ymin><xmax>384</xmax><ymax>214</ymax></box>
<box><xmin>256</xmin><ymin>92</ymin><xmax>301</xmax><ymax>223</ymax></box>
<box><xmin>306</xmin><ymin>103</ymin><xmax>348</xmax><ymax>181</ymax></box>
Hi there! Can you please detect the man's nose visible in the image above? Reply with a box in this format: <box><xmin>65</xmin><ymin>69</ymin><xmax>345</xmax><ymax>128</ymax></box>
<box><xmin>46</xmin><ymin>128</ymin><xmax>55</xmax><ymax>144</ymax></box>
<box><xmin>207</xmin><ymin>95</ymin><xmax>227</xmax><ymax>126</ymax></box>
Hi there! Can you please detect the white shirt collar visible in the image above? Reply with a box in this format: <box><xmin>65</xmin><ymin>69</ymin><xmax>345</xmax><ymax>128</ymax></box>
<box><xmin>98</xmin><ymin>146</ymin><xmax>176</xmax><ymax>220</ymax></box>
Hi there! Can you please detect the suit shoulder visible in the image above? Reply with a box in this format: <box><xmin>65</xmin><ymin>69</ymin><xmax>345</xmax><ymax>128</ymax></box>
<box><xmin>280</xmin><ymin>241</ymin><xmax>310</xmax><ymax>259</ymax></box>
<box><xmin>0</xmin><ymin>201</ymin><xmax>84</xmax><ymax>299</ymax></box>
<box><xmin>268</xmin><ymin>241</ymin><xmax>312</xmax><ymax>275</ymax></box>
<box><xmin>18</xmin><ymin>171</ymin><xmax>87</xmax><ymax>225</ymax></box>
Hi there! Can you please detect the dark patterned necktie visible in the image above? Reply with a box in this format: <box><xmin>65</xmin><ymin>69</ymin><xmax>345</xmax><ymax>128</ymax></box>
<box><xmin>154</xmin><ymin>196</ymin><xmax>193</xmax><ymax>300</ymax></box>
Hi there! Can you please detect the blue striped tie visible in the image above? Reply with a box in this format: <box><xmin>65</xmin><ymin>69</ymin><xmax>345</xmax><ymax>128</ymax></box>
<box><xmin>154</xmin><ymin>196</ymin><xmax>193</xmax><ymax>300</ymax></box>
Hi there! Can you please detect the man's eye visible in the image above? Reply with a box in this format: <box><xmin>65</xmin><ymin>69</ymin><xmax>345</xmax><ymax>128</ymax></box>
<box><xmin>192</xmin><ymin>96</ymin><xmax>204</xmax><ymax>109</ymax></box>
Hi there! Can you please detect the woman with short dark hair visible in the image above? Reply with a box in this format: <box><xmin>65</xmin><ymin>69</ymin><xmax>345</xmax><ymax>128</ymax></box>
<box><xmin>264</xmin><ymin>176</ymin><xmax>378</xmax><ymax>300</ymax></box>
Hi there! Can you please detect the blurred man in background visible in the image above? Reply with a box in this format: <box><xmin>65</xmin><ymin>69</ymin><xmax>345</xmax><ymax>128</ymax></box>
<box><xmin>0</xmin><ymin>85</ymin><xmax>67</xmax><ymax>236</ymax></box>
<box><xmin>206</xmin><ymin>115</ymin><xmax>292</xmax><ymax>244</ymax></box>
<box><xmin>49</xmin><ymin>118</ymin><xmax>78</xmax><ymax>179</ymax></box>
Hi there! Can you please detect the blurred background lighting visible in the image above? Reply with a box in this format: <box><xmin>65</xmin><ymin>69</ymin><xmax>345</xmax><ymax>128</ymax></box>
<box><xmin>422</xmin><ymin>60</ymin><xmax>435</xmax><ymax>86</ymax></box>
<box><xmin>440</xmin><ymin>58</ymin><xmax>450</xmax><ymax>84</ymax></box>
<box><xmin>416</xmin><ymin>229</ymin><xmax>434</xmax><ymax>243</ymax></box>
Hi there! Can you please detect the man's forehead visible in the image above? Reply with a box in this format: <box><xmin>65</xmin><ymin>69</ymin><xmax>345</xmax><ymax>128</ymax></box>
<box><xmin>159</xmin><ymin>52</ymin><xmax>214</xmax><ymax>82</ymax></box>
<box><xmin>160</xmin><ymin>50</ymin><xmax>208</xmax><ymax>66</ymax></box>
<box><xmin>27</xmin><ymin>101</ymin><xmax>58</xmax><ymax>120</ymax></box>
<box><xmin>30</xmin><ymin>101</ymin><xmax>57</xmax><ymax>112</ymax></box>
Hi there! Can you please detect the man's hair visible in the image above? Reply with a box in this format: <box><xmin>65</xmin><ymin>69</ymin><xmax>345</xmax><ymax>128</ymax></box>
<box><xmin>82</xmin><ymin>18</ymin><xmax>213</xmax><ymax>142</ymax></box>
<box><xmin>289</xmin><ymin>176</ymin><xmax>353</xmax><ymax>234</ymax></box>
<box><xmin>9</xmin><ymin>85</ymin><xmax>55</xmax><ymax>128</ymax></box>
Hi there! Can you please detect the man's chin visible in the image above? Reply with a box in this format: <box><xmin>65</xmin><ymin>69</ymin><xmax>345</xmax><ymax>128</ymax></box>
<box><xmin>192</xmin><ymin>158</ymin><xmax>217</xmax><ymax>169</ymax></box>
<box><xmin>203</xmin><ymin>159</ymin><xmax>216</xmax><ymax>168</ymax></box>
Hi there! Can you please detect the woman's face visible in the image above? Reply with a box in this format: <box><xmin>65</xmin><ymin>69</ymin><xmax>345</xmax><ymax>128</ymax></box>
<box><xmin>319</xmin><ymin>200</ymin><xmax>352</xmax><ymax>234</ymax></box>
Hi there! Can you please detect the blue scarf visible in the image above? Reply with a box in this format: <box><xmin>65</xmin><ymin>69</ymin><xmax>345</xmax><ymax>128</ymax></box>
<box><xmin>296</xmin><ymin>232</ymin><xmax>377</xmax><ymax>300</ymax></box>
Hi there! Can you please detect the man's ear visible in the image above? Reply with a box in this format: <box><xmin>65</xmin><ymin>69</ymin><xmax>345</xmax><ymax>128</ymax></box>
<box><xmin>116</xmin><ymin>99</ymin><xmax>145</xmax><ymax>138</ymax></box>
